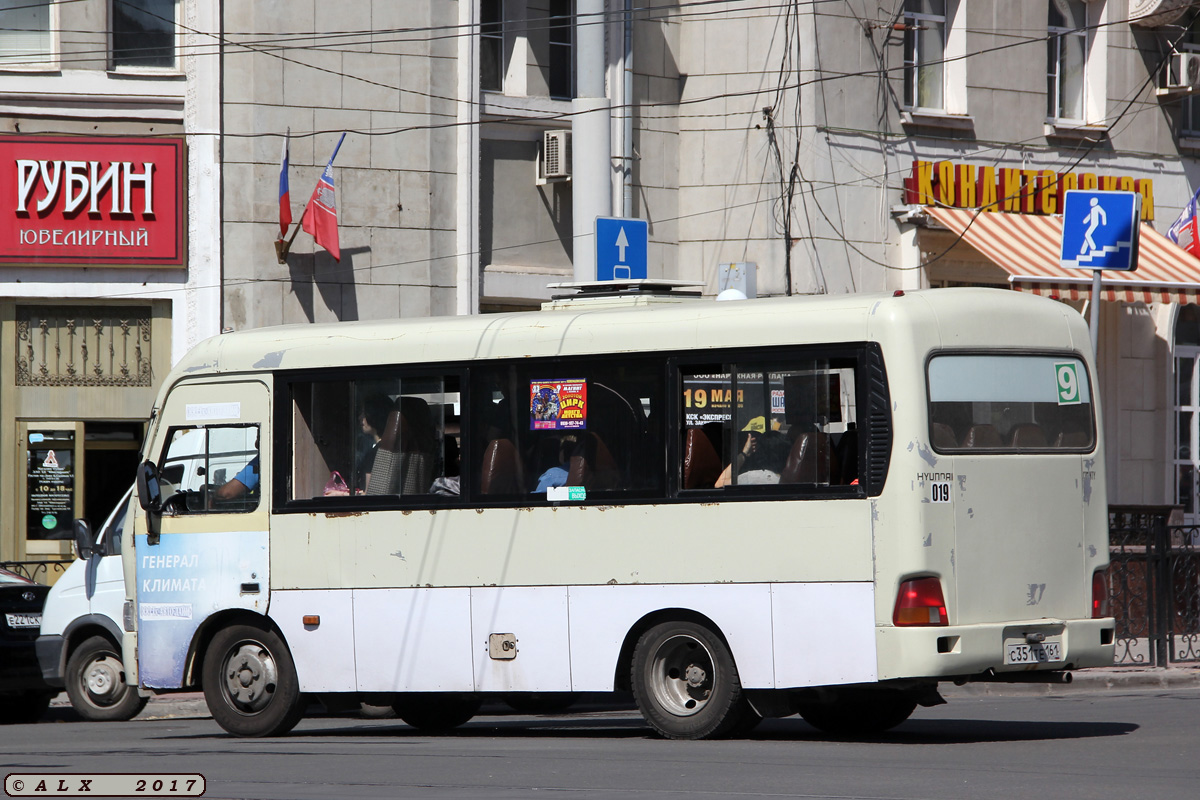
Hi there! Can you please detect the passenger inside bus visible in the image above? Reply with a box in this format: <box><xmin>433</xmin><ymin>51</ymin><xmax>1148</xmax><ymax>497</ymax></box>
<box><xmin>355</xmin><ymin>394</ymin><xmax>394</xmax><ymax>493</ymax></box>
<box><xmin>736</xmin><ymin>430</ymin><xmax>791</xmax><ymax>484</ymax></box>
<box><xmin>533</xmin><ymin>435</ymin><xmax>577</xmax><ymax>493</ymax></box>
<box><xmin>398</xmin><ymin>396</ymin><xmax>437</xmax><ymax>494</ymax></box>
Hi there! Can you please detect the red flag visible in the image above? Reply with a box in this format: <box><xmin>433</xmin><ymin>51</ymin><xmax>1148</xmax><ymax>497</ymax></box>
<box><xmin>301</xmin><ymin>132</ymin><xmax>346</xmax><ymax>261</ymax></box>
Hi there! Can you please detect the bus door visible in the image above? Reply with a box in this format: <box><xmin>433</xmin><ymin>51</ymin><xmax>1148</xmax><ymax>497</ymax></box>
<box><xmin>134</xmin><ymin>380</ymin><xmax>270</xmax><ymax>689</ymax></box>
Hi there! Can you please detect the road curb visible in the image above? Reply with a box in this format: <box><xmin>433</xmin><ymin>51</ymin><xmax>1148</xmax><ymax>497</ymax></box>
<box><xmin>942</xmin><ymin>666</ymin><xmax>1200</xmax><ymax>697</ymax></box>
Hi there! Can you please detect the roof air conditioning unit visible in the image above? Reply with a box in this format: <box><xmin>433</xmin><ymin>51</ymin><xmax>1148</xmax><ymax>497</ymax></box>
<box><xmin>542</xmin><ymin>130</ymin><xmax>572</xmax><ymax>180</ymax></box>
<box><xmin>1165</xmin><ymin>51</ymin><xmax>1200</xmax><ymax>92</ymax></box>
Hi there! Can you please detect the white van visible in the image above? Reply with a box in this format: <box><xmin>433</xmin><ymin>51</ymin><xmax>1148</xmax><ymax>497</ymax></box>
<box><xmin>36</xmin><ymin>428</ymin><xmax>248</xmax><ymax>721</ymax></box>
<box><xmin>36</xmin><ymin>487</ymin><xmax>147</xmax><ymax>721</ymax></box>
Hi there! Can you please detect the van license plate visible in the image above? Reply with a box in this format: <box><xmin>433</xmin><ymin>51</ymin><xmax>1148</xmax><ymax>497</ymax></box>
<box><xmin>1005</xmin><ymin>641</ymin><xmax>1062</xmax><ymax>665</ymax></box>
<box><xmin>5</xmin><ymin>613</ymin><xmax>41</xmax><ymax>629</ymax></box>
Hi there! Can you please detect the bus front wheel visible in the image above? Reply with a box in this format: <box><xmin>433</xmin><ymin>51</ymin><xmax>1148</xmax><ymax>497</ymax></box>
<box><xmin>202</xmin><ymin>623</ymin><xmax>305</xmax><ymax>737</ymax></box>
<box><xmin>65</xmin><ymin>635</ymin><xmax>148</xmax><ymax>722</ymax></box>
<box><xmin>631</xmin><ymin>620</ymin><xmax>751</xmax><ymax>739</ymax></box>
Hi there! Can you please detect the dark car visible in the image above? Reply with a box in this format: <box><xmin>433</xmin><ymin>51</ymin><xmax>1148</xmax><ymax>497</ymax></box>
<box><xmin>0</xmin><ymin>567</ymin><xmax>55</xmax><ymax>724</ymax></box>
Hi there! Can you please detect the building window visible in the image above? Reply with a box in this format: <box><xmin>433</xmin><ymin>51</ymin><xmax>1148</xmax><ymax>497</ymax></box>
<box><xmin>1047</xmin><ymin>0</ymin><xmax>1088</xmax><ymax>122</ymax></box>
<box><xmin>481</xmin><ymin>0</ymin><xmax>504</xmax><ymax>92</ymax></box>
<box><xmin>1181</xmin><ymin>15</ymin><xmax>1200</xmax><ymax>137</ymax></box>
<box><xmin>903</xmin><ymin>0</ymin><xmax>946</xmax><ymax>110</ymax></box>
<box><xmin>548</xmin><ymin>0</ymin><xmax>573</xmax><ymax>99</ymax></box>
<box><xmin>1184</xmin><ymin>55</ymin><xmax>1200</xmax><ymax>137</ymax></box>
<box><xmin>1175</xmin><ymin>307</ymin><xmax>1200</xmax><ymax>521</ymax></box>
<box><xmin>0</xmin><ymin>0</ymin><xmax>51</xmax><ymax>67</ymax></box>
<box><xmin>112</xmin><ymin>0</ymin><xmax>176</xmax><ymax>69</ymax></box>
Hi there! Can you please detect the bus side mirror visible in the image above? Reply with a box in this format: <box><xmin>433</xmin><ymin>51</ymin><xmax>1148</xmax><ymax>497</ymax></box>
<box><xmin>136</xmin><ymin>460</ymin><xmax>163</xmax><ymax>514</ymax></box>
<box><xmin>73</xmin><ymin>519</ymin><xmax>93</xmax><ymax>560</ymax></box>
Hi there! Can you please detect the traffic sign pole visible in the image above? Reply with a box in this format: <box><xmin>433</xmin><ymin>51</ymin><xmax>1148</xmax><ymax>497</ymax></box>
<box><xmin>1059</xmin><ymin>190</ymin><xmax>1142</xmax><ymax>358</ymax></box>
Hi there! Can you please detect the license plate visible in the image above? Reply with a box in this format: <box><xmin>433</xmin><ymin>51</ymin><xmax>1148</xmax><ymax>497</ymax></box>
<box><xmin>1005</xmin><ymin>641</ymin><xmax>1063</xmax><ymax>665</ymax></box>
<box><xmin>5</xmin><ymin>613</ymin><xmax>41</xmax><ymax>629</ymax></box>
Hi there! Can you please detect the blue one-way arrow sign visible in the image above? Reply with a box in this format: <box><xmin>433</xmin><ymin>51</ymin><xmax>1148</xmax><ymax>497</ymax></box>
<box><xmin>596</xmin><ymin>217</ymin><xmax>648</xmax><ymax>281</ymax></box>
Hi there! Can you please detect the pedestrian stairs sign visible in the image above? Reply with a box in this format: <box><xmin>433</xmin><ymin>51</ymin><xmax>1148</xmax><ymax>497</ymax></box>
<box><xmin>1060</xmin><ymin>190</ymin><xmax>1141</xmax><ymax>272</ymax></box>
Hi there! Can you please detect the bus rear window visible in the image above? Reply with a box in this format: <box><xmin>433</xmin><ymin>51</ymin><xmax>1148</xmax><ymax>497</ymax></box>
<box><xmin>927</xmin><ymin>354</ymin><xmax>1093</xmax><ymax>452</ymax></box>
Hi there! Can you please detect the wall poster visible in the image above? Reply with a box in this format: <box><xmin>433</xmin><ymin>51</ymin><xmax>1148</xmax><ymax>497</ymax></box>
<box><xmin>27</xmin><ymin>430</ymin><xmax>75</xmax><ymax>540</ymax></box>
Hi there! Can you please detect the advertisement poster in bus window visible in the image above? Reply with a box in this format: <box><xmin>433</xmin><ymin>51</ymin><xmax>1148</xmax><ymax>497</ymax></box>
<box><xmin>530</xmin><ymin>380</ymin><xmax>587</xmax><ymax>430</ymax></box>
<box><xmin>683</xmin><ymin>374</ymin><xmax>788</xmax><ymax>427</ymax></box>
<box><xmin>683</xmin><ymin>374</ymin><xmax>739</xmax><ymax>425</ymax></box>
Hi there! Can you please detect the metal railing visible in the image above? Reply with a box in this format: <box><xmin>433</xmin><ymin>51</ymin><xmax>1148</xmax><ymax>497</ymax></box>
<box><xmin>1108</xmin><ymin>506</ymin><xmax>1200</xmax><ymax>666</ymax></box>
<box><xmin>0</xmin><ymin>559</ymin><xmax>72</xmax><ymax>584</ymax></box>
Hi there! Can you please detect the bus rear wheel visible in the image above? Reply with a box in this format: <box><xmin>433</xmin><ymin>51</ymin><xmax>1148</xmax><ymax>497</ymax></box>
<box><xmin>65</xmin><ymin>635</ymin><xmax>148</xmax><ymax>721</ymax></box>
<box><xmin>796</xmin><ymin>687</ymin><xmax>917</xmax><ymax>736</ymax></box>
<box><xmin>202</xmin><ymin>622</ymin><xmax>305</xmax><ymax>737</ymax></box>
<box><xmin>631</xmin><ymin>620</ymin><xmax>751</xmax><ymax>739</ymax></box>
<box><xmin>392</xmin><ymin>693</ymin><xmax>481</xmax><ymax>732</ymax></box>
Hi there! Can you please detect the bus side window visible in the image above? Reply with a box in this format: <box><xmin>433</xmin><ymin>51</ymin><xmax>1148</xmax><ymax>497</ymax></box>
<box><xmin>680</xmin><ymin>355</ymin><xmax>859</xmax><ymax>492</ymax></box>
<box><xmin>285</xmin><ymin>374</ymin><xmax>462</xmax><ymax>503</ymax></box>
<box><xmin>471</xmin><ymin>359</ymin><xmax>664</xmax><ymax>500</ymax></box>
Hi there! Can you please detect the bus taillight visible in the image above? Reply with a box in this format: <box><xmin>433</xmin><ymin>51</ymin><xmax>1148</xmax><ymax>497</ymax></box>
<box><xmin>1092</xmin><ymin>570</ymin><xmax>1110</xmax><ymax>618</ymax></box>
<box><xmin>893</xmin><ymin>578</ymin><xmax>949</xmax><ymax>626</ymax></box>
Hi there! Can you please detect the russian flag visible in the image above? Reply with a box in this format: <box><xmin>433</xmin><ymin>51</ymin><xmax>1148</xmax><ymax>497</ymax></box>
<box><xmin>1168</xmin><ymin>185</ymin><xmax>1200</xmax><ymax>259</ymax></box>
<box><xmin>278</xmin><ymin>131</ymin><xmax>292</xmax><ymax>239</ymax></box>
<box><xmin>301</xmin><ymin>132</ymin><xmax>346</xmax><ymax>261</ymax></box>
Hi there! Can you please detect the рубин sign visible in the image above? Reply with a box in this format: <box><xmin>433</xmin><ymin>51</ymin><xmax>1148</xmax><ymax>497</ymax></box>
<box><xmin>0</xmin><ymin>136</ymin><xmax>185</xmax><ymax>267</ymax></box>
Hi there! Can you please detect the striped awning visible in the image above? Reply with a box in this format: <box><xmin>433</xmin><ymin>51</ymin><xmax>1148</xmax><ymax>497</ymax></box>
<box><xmin>924</xmin><ymin>206</ymin><xmax>1200</xmax><ymax>305</ymax></box>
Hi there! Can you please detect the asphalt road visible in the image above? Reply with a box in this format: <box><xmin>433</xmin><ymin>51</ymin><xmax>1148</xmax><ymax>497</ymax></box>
<box><xmin>4</xmin><ymin>687</ymin><xmax>1199</xmax><ymax>800</ymax></box>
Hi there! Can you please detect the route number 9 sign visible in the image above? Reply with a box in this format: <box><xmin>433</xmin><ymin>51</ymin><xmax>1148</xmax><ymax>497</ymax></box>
<box><xmin>1055</xmin><ymin>362</ymin><xmax>1082</xmax><ymax>405</ymax></box>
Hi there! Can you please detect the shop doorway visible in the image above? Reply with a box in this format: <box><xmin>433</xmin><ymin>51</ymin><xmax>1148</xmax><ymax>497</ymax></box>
<box><xmin>83</xmin><ymin>422</ymin><xmax>143</xmax><ymax>531</ymax></box>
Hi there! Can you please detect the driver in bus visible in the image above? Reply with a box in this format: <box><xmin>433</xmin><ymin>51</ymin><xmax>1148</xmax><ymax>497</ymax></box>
<box><xmin>216</xmin><ymin>436</ymin><xmax>260</xmax><ymax>502</ymax></box>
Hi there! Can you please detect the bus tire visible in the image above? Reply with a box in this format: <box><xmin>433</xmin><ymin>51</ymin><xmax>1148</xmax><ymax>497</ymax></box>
<box><xmin>65</xmin><ymin>635</ymin><xmax>148</xmax><ymax>722</ymax></box>
<box><xmin>630</xmin><ymin>620</ymin><xmax>751</xmax><ymax>740</ymax></box>
<box><xmin>796</xmin><ymin>688</ymin><xmax>917</xmax><ymax>736</ymax></box>
<box><xmin>392</xmin><ymin>693</ymin><xmax>481</xmax><ymax>732</ymax></box>
<box><xmin>202</xmin><ymin>623</ymin><xmax>305</xmax><ymax>737</ymax></box>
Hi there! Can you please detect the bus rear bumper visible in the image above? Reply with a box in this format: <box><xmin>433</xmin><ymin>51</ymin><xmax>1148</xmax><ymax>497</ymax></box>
<box><xmin>875</xmin><ymin>617</ymin><xmax>1116</xmax><ymax>681</ymax></box>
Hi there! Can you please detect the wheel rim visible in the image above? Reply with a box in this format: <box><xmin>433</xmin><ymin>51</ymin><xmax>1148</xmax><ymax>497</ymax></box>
<box><xmin>647</xmin><ymin>634</ymin><xmax>715</xmax><ymax>717</ymax></box>
<box><xmin>219</xmin><ymin>639</ymin><xmax>279</xmax><ymax>714</ymax></box>
<box><xmin>82</xmin><ymin>653</ymin><xmax>124</xmax><ymax>706</ymax></box>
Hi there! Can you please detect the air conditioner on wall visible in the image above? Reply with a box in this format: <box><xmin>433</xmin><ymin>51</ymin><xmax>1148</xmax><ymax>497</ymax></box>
<box><xmin>1164</xmin><ymin>51</ymin><xmax>1200</xmax><ymax>92</ymax></box>
<box><xmin>541</xmin><ymin>130</ymin><xmax>572</xmax><ymax>181</ymax></box>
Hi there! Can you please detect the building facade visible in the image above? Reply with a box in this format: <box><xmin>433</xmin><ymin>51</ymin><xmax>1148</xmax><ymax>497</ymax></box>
<box><xmin>0</xmin><ymin>0</ymin><xmax>220</xmax><ymax>571</ymax></box>
<box><xmin>221</xmin><ymin>1</ymin><xmax>1200</xmax><ymax>518</ymax></box>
